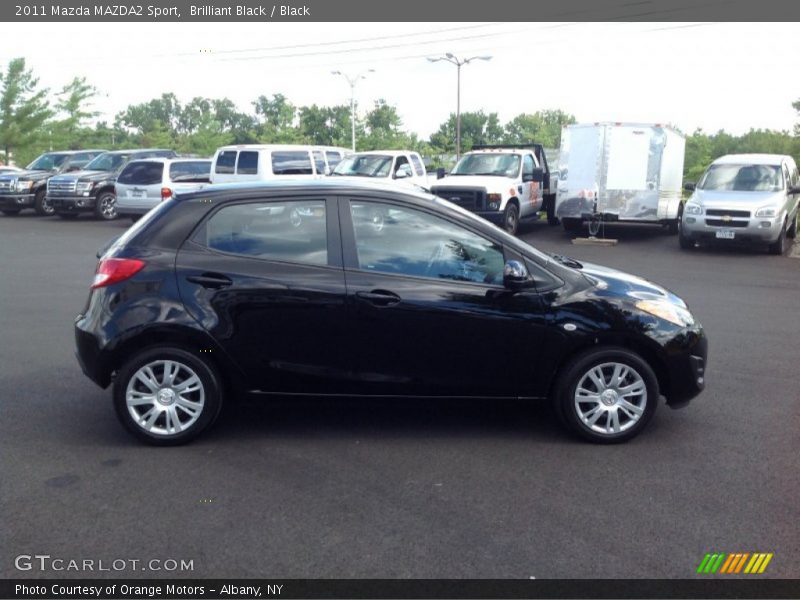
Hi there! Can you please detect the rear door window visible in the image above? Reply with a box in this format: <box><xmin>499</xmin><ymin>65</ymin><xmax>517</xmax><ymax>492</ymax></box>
<box><xmin>117</xmin><ymin>162</ymin><xmax>164</xmax><ymax>185</ymax></box>
<box><xmin>236</xmin><ymin>151</ymin><xmax>259</xmax><ymax>175</ymax></box>
<box><xmin>215</xmin><ymin>151</ymin><xmax>237</xmax><ymax>174</ymax></box>
<box><xmin>271</xmin><ymin>151</ymin><xmax>313</xmax><ymax>175</ymax></box>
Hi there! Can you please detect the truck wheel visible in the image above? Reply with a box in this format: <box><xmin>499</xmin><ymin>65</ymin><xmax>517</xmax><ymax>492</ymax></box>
<box><xmin>553</xmin><ymin>347</ymin><xmax>659</xmax><ymax>444</ymax></box>
<box><xmin>1</xmin><ymin>209</ymin><xmax>21</xmax><ymax>216</ymax></box>
<box><xmin>545</xmin><ymin>195</ymin><xmax>559</xmax><ymax>226</ymax></box>
<box><xmin>503</xmin><ymin>202</ymin><xmax>519</xmax><ymax>235</ymax></box>
<box><xmin>94</xmin><ymin>191</ymin><xmax>118</xmax><ymax>220</ymax></box>
<box><xmin>562</xmin><ymin>218</ymin><xmax>582</xmax><ymax>233</ymax></box>
<box><xmin>33</xmin><ymin>189</ymin><xmax>54</xmax><ymax>216</ymax></box>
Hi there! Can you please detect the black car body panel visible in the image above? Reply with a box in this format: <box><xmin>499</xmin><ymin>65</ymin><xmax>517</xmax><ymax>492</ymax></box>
<box><xmin>75</xmin><ymin>180</ymin><xmax>707</xmax><ymax>412</ymax></box>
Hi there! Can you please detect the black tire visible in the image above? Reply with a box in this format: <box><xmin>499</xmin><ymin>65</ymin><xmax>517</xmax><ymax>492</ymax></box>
<box><xmin>678</xmin><ymin>229</ymin><xmax>695</xmax><ymax>250</ymax></box>
<box><xmin>553</xmin><ymin>347</ymin><xmax>659</xmax><ymax>444</ymax></box>
<box><xmin>545</xmin><ymin>194</ymin><xmax>559</xmax><ymax>226</ymax></box>
<box><xmin>503</xmin><ymin>202</ymin><xmax>520</xmax><ymax>235</ymax></box>
<box><xmin>113</xmin><ymin>346</ymin><xmax>224</xmax><ymax>446</ymax></box>
<box><xmin>562</xmin><ymin>217</ymin><xmax>582</xmax><ymax>233</ymax></box>
<box><xmin>767</xmin><ymin>219</ymin><xmax>788</xmax><ymax>255</ymax></box>
<box><xmin>787</xmin><ymin>215</ymin><xmax>797</xmax><ymax>239</ymax></box>
<box><xmin>93</xmin><ymin>191</ymin><xmax>118</xmax><ymax>220</ymax></box>
<box><xmin>57</xmin><ymin>212</ymin><xmax>79</xmax><ymax>220</ymax></box>
<box><xmin>666</xmin><ymin>219</ymin><xmax>679</xmax><ymax>235</ymax></box>
<box><xmin>1</xmin><ymin>209</ymin><xmax>21</xmax><ymax>216</ymax></box>
<box><xmin>33</xmin><ymin>189</ymin><xmax>54</xmax><ymax>216</ymax></box>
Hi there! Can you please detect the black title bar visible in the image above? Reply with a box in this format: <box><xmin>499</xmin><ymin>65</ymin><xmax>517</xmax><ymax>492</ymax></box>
<box><xmin>3</xmin><ymin>0</ymin><xmax>800</xmax><ymax>22</ymax></box>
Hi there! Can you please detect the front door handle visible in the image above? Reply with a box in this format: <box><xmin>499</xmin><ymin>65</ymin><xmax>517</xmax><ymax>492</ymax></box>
<box><xmin>186</xmin><ymin>273</ymin><xmax>233</xmax><ymax>289</ymax></box>
<box><xmin>355</xmin><ymin>289</ymin><xmax>401</xmax><ymax>307</ymax></box>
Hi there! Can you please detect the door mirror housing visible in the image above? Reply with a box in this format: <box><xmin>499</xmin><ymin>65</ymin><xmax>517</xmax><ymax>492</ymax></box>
<box><xmin>395</xmin><ymin>165</ymin><xmax>412</xmax><ymax>179</ymax></box>
<box><xmin>503</xmin><ymin>260</ymin><xmax>535</xmax><ymax>290</ymax></box>
<box><xmin>523</xmin><ymin>167</ymin><xmax>545</xmax><ymax>183</ymax></box>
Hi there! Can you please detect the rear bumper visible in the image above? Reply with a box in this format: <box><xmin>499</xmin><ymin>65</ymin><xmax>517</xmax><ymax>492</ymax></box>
<box><xmin>0</xmin><ymin>193</ymin><xmax>35</xmax><ymax>207</ymax></box>
<box><xmin>75</xmin><ymin>314</ymin><xmax>112</xmax><ymax>388</ymax></box>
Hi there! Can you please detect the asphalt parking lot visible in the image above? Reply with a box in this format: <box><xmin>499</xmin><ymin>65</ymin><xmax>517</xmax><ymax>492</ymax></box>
<box><xmin>1</xmin><ymin>212</ymin><xmax>799</xmax><ymax>579</ymax></box>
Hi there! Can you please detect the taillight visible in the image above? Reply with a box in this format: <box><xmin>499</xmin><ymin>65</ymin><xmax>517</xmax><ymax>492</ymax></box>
<box><xmin>161</xmin><ymin>187</ymin><xmax>173</xmax><ymax>200</ymax></box>
<box><xmin>91</xmin><ymin>258</ymin><xmax>146</xmax><ymax>289</ymax></box>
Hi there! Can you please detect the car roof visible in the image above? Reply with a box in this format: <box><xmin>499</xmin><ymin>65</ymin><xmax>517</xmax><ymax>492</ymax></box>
<box><xmin>47</xmin><ymin>149</ymin><xmax>106</xmax><ymax>155</ymax></box>
<box><xmin>215</xmin><ymin>144</ymin><xmax>315</xmax><ymax>152</ymax></box>
<box><xmin>179</xmin><ymin>178</ymin><xmax>429</xmax><ymax>201</ymax></box>
<box><xmin>349</xmin><ymin>150</ymin><xmax>417</xmax><ymax>157</ymax></box>
<box><xmin>124</xmin><ymin>157</ymin><xmax>212</xmax><ymax>165</ymax></box>
<box><xmin>712</xmin><ymin>154</ymin><xmax>791</xmax><ymax>166</ymax></box>
<box><xmin>103</xmin><ymin>148</ymin><xmax>174</xmax><ymax>155</ymax></box>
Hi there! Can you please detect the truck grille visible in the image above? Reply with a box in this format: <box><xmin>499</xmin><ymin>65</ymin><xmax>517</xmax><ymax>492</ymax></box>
<box><xmin>706</xmin><ymin>209</ymin><xmax>750</xmax><ymax>218</ymax></box>
<box><xmin>705</xmin><ymin>218</ymin><xmax>749</xmax><ymax>228</ymax></box>
<box><xmin>431</xmin><ymin>187</ymin><xmax>485</xmax><ymax>211</ymax></box>
<box><xmin>48</xmin><ymin>178</ymin><xmax>77</xmax><ymax>193</ymax></box>
<box><xmin>0</xmin><ymin>177</ymin><xmax>15</xmax><ymax>193</ymax></box>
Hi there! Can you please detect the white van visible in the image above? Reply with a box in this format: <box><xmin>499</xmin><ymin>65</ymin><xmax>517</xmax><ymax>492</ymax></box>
<box><xmin>210</xmin><ymin>145</ymin><xmax>327</xmax><ymax>184</ymax></box>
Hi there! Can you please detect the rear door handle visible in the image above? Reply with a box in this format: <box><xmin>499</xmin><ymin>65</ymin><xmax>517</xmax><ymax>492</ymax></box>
<box><xmin>186</xmin><ymin>273</ymin><xmax>233</xmax><ymax>289</ymax></box>
<box><xmin>355</xmin><ymin>289</ymin><xmax>401</xmax><ymax>307</ymax></box>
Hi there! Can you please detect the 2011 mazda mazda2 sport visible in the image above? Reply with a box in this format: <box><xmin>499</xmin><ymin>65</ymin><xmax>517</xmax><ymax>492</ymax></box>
<box><xmin>75</xmin><ymin>180</ymin><xmax>707</xmax><ymax>445</ymax></box>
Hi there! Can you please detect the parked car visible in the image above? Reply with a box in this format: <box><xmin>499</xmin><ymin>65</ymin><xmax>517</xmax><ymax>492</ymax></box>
<box><xmin>116</xmin><ymin>157</ymin><xmax>212</xmax><ymax>222</ymax></box>
<box><xmin>314</xmin><ymin>145</ymin><xmax>352</xmax><ymax>173</ymax></box>
<box><xmin>47</xmin><ymin>149</ymin><xmax>177</xmax><ymax>220</ymax></box>
<box><xmin>75</xmin><ymin>180</ymin><xmax>707</xmax><ymax>445</ymax></box>
<box><xmin>430</xmin><ymin>144</ymin><xmax>557</xmax><ymax>235</ymax></box>
<box><xmin>331</xmin><ymin>150</ymin><xmax>428</xmax><ymax>189</ymax></box>
<box><xmin>0</xmin><ymin>150</ymin><xmax>105</xmax><ymax>216</ymax></box>
<box><xmin>680</xmin><ymin>154</ymin><xmax>799</xmax><ymax>254</ymax></box>
<box><xmin>0</xmin><ymin>166</ymin><xmax>21</xmax><ymax>175</ymax></box>
<box><xmin>210</xmin><ymin>144</ymin><xmax>327</xmax><ymax>184</ymax></box>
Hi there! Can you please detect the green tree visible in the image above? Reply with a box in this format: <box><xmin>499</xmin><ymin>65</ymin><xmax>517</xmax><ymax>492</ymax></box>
<box><xmin>503</xmin><ymin>109</ymin><xmax>576</xmax><ymax>148</ymax></box>
<box><xmin>361</xmin><ymin>99</ymin><xmax>411</xmax><ymax>150</ymax></box>
<box><xmin>430</xmin><ymin>110</ymin><xmax>503</xmax><ymax>153</ymax></box>
<box><xmin>253</xmin><ymin>93</ymin><xmax>298</xmax><ymax>143</ymax></box>
<box><xmin>0</xmin><ymin>58</ymin><xmax>52</xmax><ymax>163</ymax></box>
<box><xmin>51</xmin><ymin>76</ymin><xmax>100</xmax><ymax>149</ymax></box>
<box><xmin>298</xmin><ymin>104</ymin><xmax>353</xmax><ymax>146</ymax></box>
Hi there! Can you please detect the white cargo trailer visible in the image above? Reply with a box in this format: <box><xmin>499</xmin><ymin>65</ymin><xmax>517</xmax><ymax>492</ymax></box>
<box><xmin>555</xmin><ymin>123</ymin><xmax>685</xmax><ymax>234</ymax></box>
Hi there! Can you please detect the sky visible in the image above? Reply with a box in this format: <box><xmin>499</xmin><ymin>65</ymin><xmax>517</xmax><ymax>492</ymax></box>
<box><xmin>1</xmin><ymin>22</ymin><xmax>798</xmax><ymax>138</ymax></box>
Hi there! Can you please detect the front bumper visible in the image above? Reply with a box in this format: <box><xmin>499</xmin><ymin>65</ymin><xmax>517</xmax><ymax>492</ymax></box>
<box><xmin>682</xmin><ymin>213</ymin><xmax>782</xmax><ymax>243</ymax></box>
<box><xmin>0</xmin><ymin>193</ymin><xmax>35</xmax><ymax>208</ymax></box>
<box><xmin>663</xmin><ymin>330</ymin><xmax>708</xmax><ymax>408</ymax></box>
<box><xmin>49</xmin><ymin>195</ymin><xmax>96</xmax><ymax>213</ymax></box>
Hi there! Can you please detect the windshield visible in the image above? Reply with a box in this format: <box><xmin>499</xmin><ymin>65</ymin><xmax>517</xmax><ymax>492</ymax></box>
<box><xmin>333</xmin><ymin>155</ymin><xmax>393</xmax><ymax>178</ymax></box>
<box><xmin>451</xmin><ymin>153</ymin><xmax>521</xmax><ymax>177</ymax></box>
<box><xmin>85</xmin><ymin>153</ymin><xmax>131</xmax><ymax>172</ymax></box>
<box><xmin>26</xmin><ymin>153</ymin><xmax>68</xmax><ymax>171</ymax></box>
<box><xmin>699</xmin><ymin>164</ymin><xmax>783</xmax><ymax>192</ymax></box>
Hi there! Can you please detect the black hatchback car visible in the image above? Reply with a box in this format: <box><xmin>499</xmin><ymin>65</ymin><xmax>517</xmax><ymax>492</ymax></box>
<box><xmin>75</xmin><ymin>180</ymin><xmax>707</xmax><ymax>445</ymax></box>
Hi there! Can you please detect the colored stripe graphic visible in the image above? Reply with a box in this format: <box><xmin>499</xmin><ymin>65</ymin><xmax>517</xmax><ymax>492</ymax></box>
<box><xmin>700</xmin><ymin>552</ymin><xmax>773</xmax><ymax>574</ymax></box>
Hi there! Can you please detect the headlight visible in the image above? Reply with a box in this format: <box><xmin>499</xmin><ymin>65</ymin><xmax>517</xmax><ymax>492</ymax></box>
<box><xmin>15</xmin><ymin>180</ymin><xmax>32</xmax><ymax>192</ymax></box>
<box><xmin>635</xmin><ymin>299</ymin><xmax>695</xmax><ymax>327</ymax></box>
<box><xmin>684</xmin><ymin>203</ymin><xmax>703</xmax><ymax>215</ymax></box>
<box><xmin>755</xmin><ymin>206</ymin><xmax>777</xmax><ymax>218</ymax></box>
<box><xmin>76</xmin><ymin>181</ymin><xmax>95</xmax><ymax>192</ymax></box>
<box><xmin>487</xmin><ymin>193</ymin><xmax>501</xmax><ymax>210</ymax></box>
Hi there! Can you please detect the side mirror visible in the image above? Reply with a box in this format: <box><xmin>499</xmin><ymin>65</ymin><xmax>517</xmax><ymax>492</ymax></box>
<box><xmin>394</xmin><ymin>169</ymin><xmax>409</xmax><ymax>179</ymax></box>
<box><xmin>684</xmin><ymin>182</ymin><xmax>696</xmax><ymax>191</ymax></box>
<box><xmin>503</xmin><ymin>260</ymin><xmax>534</xmax><ymax>290</ymax></box>
<box><xmin>523</xmin><ymin>168</ymin><xmax>545</xmax><ymax>183</ymax></box>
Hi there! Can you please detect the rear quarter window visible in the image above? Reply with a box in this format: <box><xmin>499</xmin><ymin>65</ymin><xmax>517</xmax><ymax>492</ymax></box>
<box><xmin>271</xmin><ymin>151</ymin><xmax>313</xmax><ymax>175</ymax></box>
<box><xmin>236</xmin><ymin>151</ymin><xmax>259</xmax><ymax>175</ymax></box>
<box><xmin>117</xmin><ymin>162</ymin><xmax>164</xmax><ymax>185</ymax></box>
<box><xmin>169</xmin><ymin>161</ymin><xmax>212</xmax><ymax>181</ymax></box>
<box><xmin>215</xmin><ymin>151</ymin><xmax>237</xmax><ymax>174</ymax></box>
<box><xmin>325</xmin><ymin>151</ymin><xmax>342</xmax><ymax>169</ymax></box>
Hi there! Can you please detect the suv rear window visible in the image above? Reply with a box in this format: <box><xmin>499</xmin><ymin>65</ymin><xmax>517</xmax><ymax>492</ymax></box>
<box><xmin>117</xmin><ymin>162</ymin><xmax>164</xmax><ymax>185</ymax></box>
<box><xmin>169</xmin><ymin>161</ymin><xmax>211</xmax><ymax>181</ymax></box>
<box><xmin>237</xmin><ymin>151</ymin><xmax>259</xmax><ymax>175</ymax></box>
<box><xmin>215</xmin><ymin>151</ymin><xmax>237</xmax><ymax>174</ymax></box>
<box><xmin>271</xmin><ymin>151</ymin><xmax>313</xmax><ymax>175</ymax></box>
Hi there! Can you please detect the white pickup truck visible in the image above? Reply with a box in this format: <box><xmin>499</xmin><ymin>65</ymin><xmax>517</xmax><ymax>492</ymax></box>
<box><xmin>429</xmin><ymin>144</ymin><xmax>557</xmax><ymax>235</ymax></box>
<box><xmin>331</xmin><ymin>150</ymin><xmax>428</xmax><ymax>190</ymax></box>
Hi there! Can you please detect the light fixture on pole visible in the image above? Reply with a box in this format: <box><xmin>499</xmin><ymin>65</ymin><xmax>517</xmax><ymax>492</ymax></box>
<box><xmin>331</xmin><ymin>69</ymin><xmax>375</xmax><ymax>152</ymax></box>
<box><xmin>426</xmin><ymin>53</ymin><xmax>492</xmax><ymax>159</ymax></box>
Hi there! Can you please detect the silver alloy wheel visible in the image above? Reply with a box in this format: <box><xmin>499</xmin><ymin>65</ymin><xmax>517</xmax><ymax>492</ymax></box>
<box><xmin>125</xmin><ymin>359</ymin><xmax>205</xmax><ymax>436</ymax></box>
<box><xmin>100</xmin><ymin>194</ymin><xmax>116</xmax><ymax>219</ymax></box>
<box><xmin>41</xmin><ymin>196</ymin><xmax>54</xmax><ymax>215</ymax></box>
<box><xmin>573</xmin><ymin>362</ymin><xmax>647</xmax><ymax>435</ymax></box>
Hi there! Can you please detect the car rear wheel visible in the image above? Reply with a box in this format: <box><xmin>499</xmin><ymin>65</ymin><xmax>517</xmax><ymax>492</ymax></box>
<box><xmin>1</xmin><ymin>209</ymin><xmax>21</xmax><ymax>216</ymax></box>
<box><xmin>94</xmin><ymin>191</ymin><xmax>118</xmax><ymax>220</ymax></box>
<box><xmin>113</xmin><ymin>347</ymin><xmax>223</xmax><ymax>445</ymax></box>
<box><xmin>33</xmin><ymin>189</ymin><xmax>54</xmax><ymax>216</ymax></box>
<box><xmin>553</xmin><ymin>347</ymin><xmax>658</xmax><ymax>443</ymax></box>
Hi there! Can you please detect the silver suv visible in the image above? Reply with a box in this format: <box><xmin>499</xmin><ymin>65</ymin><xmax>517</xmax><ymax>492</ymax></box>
<box><xmin>116</xmin><ymin>158</ymin><xmax>211</xmax><ymax>221</ymax></box>
<box><xmin>680</xmin><ymin>154</ymin><xmax>799</xmax><ymax>254</ymax></box>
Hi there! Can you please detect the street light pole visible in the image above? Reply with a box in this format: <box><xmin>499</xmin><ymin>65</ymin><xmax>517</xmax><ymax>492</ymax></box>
<box><xmin>331</xmin><ymin>69</ymin><xmax>375</xmax><ymax>152</ymax></box>
<box><xmin>426</xmin><ymin>53</ymin><xmax>492</xmax><ymax>159</ymax></box>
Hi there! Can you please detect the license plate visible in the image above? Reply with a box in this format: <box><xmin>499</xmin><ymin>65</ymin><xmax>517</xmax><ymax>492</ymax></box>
<box><xmin>715</xmin><ymin>229</ymin><xmax>735</xmax><ymax>240</ymax></box>
<box><xmin>130</xmin><ymin>190</ymin><xmax>145</xmax><ymax>198</ymax></box>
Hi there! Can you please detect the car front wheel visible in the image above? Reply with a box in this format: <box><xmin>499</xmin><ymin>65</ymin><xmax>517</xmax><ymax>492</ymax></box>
<box><xmin>94</xmin><ymin>191</ymin><xmax>118</xmax><ymax>220</ymax></box>
<box><xmin>553</xmin><ymin>347</ymin><xmax>659</xmax><ymax>443</ymax></box>
<box><xmin>113</xmin><ymin>347</ymin><xmax>223</xmax><ymax>445</ymax></box>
